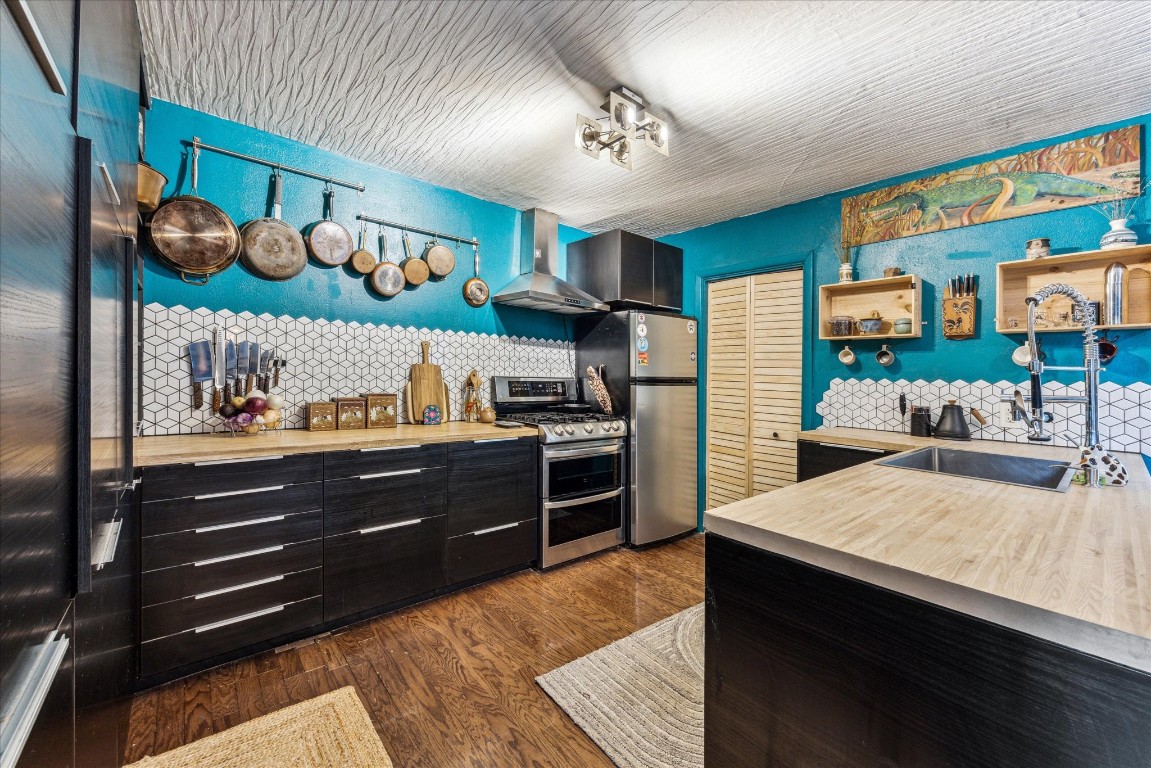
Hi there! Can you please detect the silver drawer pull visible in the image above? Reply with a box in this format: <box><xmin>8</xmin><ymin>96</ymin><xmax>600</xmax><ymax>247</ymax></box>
<box><xmin>544</xmin><ymin>487</ymin><xmax>624</xmax><ymax>510</ymax></box>
<box><xmin>194</xmin><ymin>544</ymin><xmax>284</xmax><ymax>566</ymax></box>
<box><xmin>473</xmin><ymin>438</ymin><xmax>519</xmax><ymax>444</ymax></box>
<box><xmin>195</xmin><ymin>574</ymin><xmax>284</xmax><ymax>600</ymax></box>
<box><xmin>194</xmin><ymin>484</ymin><xmax>284</xmax><ymax>500</ymax></box>
<box><xmin>194</xmin><ymin>604</ymin><xmax>284</xmax><ymax>633</ymax></box>
<box><xmin>91</xmin><ymin>520</ymin><xmax>123</xmax><ymax>569</ymax></box>
<box><xmin>359</xmin><ymin>518</ymin><xmax>423</xmax><ymax>535</ymax></box>
<box><xmin>359</xmin><ymin>445</ymin><xmax>419</xmax><ymax>452</ymax></box>
<box><xmin>97</xmin><ymin>162</ymin><xmax>121</xmax><ymax>206</ymax></box>
<box><xmin>358</xmin><ymin>468</ymin><xmax>421</xmax><ymax>480</ymax></box>
<box><xmin>472</xmin><ymin>522</ymin><xmax>518</xmax><ymax>536</ymax></box>
<box><xmin>194</xmin><ymin>455</ymin><xmax>285</xmax><ymax>466</ymax></box>
<box><xmin>195</xmin><ymin>514</ymin><xmax>284</xmax><ymax>533</ymax></box>
<box><xmin>817</xmin><ymin>441</ymin><xmax>885</xmax><ymax>453</ymax></box>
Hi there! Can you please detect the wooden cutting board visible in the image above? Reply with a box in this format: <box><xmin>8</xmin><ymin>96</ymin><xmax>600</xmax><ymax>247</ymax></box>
<box><xmin>408</xmin><ymin>340</ymin><xmax>446</xmax><ymax>423</ymax></box>
<box><xmin>1128</xmin><ymin>268</ymin><xmax>1150</xmax><ymax>324</ymax></box>
<box><xmin>405</xmin><ymin>381</ymin><xmax>450</xmax><ymax>423</ymax></box>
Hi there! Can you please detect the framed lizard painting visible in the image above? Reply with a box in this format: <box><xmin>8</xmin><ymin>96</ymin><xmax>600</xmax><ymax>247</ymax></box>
<box><xmin>841</xmin><ymin>125</ymin><xmax>1141</xmax><ymax>246</ymax></box>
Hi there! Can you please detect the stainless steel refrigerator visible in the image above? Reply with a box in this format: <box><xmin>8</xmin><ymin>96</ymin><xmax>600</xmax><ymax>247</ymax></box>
<box><xmin>576</xmin><ymin>311</ymin><xmax>698</xmax><ymax>545</ymax></box>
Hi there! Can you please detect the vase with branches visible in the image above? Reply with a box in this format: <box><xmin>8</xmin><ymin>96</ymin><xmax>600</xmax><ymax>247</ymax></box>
<box><xmin>1092</xmin><ymin>180</ymin><xmax>1148</xmax><ymax>250</ymax></box>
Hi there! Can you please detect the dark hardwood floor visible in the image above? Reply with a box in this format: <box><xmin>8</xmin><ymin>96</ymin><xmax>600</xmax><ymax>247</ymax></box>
<box><xmin>124</xmin><ymin>534</ymin><xmax>705</xmax><ymax>766</ymax></box>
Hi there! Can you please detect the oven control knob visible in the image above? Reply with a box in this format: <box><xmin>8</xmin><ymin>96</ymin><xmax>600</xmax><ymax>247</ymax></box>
<box><xmin>550</xmin><ymin>426</ymin><xmax>562</xmax><ymax>436</ymax></box>
<box><xmin>584</xmin><ymin>424</ymin><xmax>594</xmax><ymax>433</ymax></box>
<box><xmin>613</xmin><ymin>421</ymin><xmax>623</xmax><ymax>432</ymax></box>
<box><xmin>564</xmin><ymin>425</ymin><xmax>575</xmax><ymax>435</ymax></box>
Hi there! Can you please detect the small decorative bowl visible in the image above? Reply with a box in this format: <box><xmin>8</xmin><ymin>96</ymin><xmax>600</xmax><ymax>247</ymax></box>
<box><xmin>858</xmin><ymin>310</ymin><xmax>884</xmax><ymax>334</ymax></box>
<box><xmin>893</xmin><ymin>318</ymin><xmax>913</xmax><ymax>334</ymax></box>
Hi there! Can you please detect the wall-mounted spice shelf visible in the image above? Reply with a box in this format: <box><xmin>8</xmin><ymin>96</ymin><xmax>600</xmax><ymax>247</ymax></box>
<box><xmin>818</xmin><ymin>274</ymin><xmax>922</xmax><ymax>340</ymax></box>
<box><xmin>995</xmin><ymin>244</ymin><xmax>1151</xmax><ymax>334</ymax></box>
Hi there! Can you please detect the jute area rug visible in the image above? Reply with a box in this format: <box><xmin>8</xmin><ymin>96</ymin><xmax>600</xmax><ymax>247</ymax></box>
<box><xmin>537</xmin><ymin>603</ymin><xmax>705</xmax><ymax>768</ymax></box>
<box><xmin>126</xmin><ymin>686</ymin><xmax>393</xmax><ymax>768</ymax></box>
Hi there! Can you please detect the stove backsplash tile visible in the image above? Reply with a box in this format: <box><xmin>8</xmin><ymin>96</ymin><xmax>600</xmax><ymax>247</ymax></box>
<box><xmin>815</xmin><ymin>377</ymin><xmax>1150</xmax><ymax>455</ymax></box>
<box><xmin>142</xmin><ymin>303</ymin><xmax>576</xmax><ymax>435</ymax></box>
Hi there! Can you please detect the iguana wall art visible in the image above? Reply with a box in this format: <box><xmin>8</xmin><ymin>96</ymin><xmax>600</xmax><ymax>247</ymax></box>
<box><xmin>841</xmin><ymin>125</ymin><xmax>1141</xmax><ymax>247</ymax></box>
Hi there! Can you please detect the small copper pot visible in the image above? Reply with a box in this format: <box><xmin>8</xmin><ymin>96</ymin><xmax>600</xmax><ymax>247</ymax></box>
<box><xmin>137</xmin><ymin>162</ymin><xmax>168</xmax><ymax>212</ymax></box>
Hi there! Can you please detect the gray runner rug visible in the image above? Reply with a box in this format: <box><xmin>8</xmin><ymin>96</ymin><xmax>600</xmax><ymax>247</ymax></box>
<box><xmin>536</xmin><ymin>603</ymin><xmax>704</xmax><ymax>768</ymax></box>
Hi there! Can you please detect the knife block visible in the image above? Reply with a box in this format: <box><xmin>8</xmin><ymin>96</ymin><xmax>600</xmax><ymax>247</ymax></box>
<box><xmin>942</xmin><ymin>291</ymin><xmax>976</xmax><ymax>339</ymax></box>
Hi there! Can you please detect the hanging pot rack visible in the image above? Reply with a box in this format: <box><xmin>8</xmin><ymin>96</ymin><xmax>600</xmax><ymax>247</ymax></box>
<box><xmin>356</xmin><ymin>213</ymin><xmax>480</xmax><ymax>250</ymax></box>
<box><xmin>187</xmin><ymin>137</ymin><xmax>366</xmax><ymax>192</ymax></box>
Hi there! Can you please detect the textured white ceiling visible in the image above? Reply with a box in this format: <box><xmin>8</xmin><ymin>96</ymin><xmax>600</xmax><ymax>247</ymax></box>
<box><xmin>138</xmin><ymin>0</ymin><xmax>1151</xmax><ymax>238</ymax></box>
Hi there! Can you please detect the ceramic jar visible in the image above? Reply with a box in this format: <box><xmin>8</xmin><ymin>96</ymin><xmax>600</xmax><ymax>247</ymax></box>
<box><xmin>838</xmin><ymin>262</ymin><xmax>853</xmax><ymax>283</ymax></box>
<box><xmin>1100</xmin><ymin>219</ymin><xmax>1137</xmax><ymax>250</ymax></box>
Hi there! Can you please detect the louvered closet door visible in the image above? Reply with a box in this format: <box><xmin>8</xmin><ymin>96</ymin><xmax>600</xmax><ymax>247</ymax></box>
<box><xmin>750</xmin><ymin>270</ymin><xmax>804</xmax><ymax>493</ymax></box>
<box><xmin>706</xmin><ymin>277</ymin><xmax>751</xmax><ymax>509</ymax></box>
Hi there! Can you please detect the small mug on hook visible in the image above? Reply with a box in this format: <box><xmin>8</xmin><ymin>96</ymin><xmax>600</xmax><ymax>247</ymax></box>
<box><xmin>875</xmin><ymin>344</ymin><xmax>895</xmax><ymax>367</ymax></box>
<box><xmin>837</xmin><ymin>345</ymin><xmax>856</xmax><ymax>365</ymax></box>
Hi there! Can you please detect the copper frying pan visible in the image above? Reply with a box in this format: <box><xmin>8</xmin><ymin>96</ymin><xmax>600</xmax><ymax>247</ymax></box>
<box><xmin>303</xmin><ymin>185</ymin><xmax>354</xmax><ymax>266</ymax></box>
<box><xmin>239</xmin><ymin>171</ymin><xmax>307</xmax><ymax>281</ymax></box>
<box><xmin>145</xmin><ymin>146</ymin><xmax>240</xmax><ymax>284</ymax></box>
<box><xmin>370</xmin><ymin>227</ymin><xmax>406</xmax><ymax>297</ymax></box>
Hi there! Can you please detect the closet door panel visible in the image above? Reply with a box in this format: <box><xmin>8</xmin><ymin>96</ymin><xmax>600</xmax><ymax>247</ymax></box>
<box><xmin>705</xmin><ymin>277</ymin><xmax>751</xmax><ymax>508</ymax></box>
<box><xmin>750</xmin><ymin>271</ymin><xmax>804</xmax><ymax>494</ymax></box>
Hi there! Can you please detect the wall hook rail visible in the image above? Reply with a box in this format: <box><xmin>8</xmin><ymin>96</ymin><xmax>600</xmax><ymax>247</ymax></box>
<box><xmin>187</xmin><ymin>137</ymin><xmax>366</xmax><ymax>192</ymax></box>
<box><xmin>356</xmin><ymin>213</ymin><xmax>480</xmax><ymax>249</ymax></box>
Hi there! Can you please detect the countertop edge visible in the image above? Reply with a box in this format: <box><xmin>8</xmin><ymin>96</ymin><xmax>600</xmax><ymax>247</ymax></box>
<box><xmin>703</xmin><ymin>515</ymin><xmax>1151</xmax><ymax>673</ymax></box>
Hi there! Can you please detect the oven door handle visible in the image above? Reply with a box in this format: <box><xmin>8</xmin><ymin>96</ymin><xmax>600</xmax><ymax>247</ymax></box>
<box><xmin>543</xmin><ymin>487</ymin><xmax>624</xmax><ymax>509</ymax></box>
<box><xmin>542</xmin><ymin>443</ymin><xmax>623</xmax><ymax>459</ymax></box>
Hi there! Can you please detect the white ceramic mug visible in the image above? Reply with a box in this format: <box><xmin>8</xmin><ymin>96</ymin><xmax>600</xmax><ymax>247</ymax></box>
<box><xmin>838</xmin><ymin>346</ymin><xmax>856</xmax><ymax>365</ymax></box>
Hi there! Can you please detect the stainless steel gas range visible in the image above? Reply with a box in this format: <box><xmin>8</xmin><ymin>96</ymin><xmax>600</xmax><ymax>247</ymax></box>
<box><xmin>491</xmin><ymin>376</ymin><xmax>627</xmax><ymax>568</ymax></box>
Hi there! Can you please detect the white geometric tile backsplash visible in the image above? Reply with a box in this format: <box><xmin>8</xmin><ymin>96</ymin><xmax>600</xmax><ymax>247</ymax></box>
<box><xmin>816</xmin><ymin>377</ymin><xmax>1151</xmax><ymax>455</ymax></box>
<box><xmin>142</xmin><ymin>303</ymin><xmax>576</xmax><ymax>436</ymax></box>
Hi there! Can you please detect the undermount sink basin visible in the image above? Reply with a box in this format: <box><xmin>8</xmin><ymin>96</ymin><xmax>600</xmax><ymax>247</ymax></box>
<box><xmin>878</xmin><ymin>447</ymin><xmax>1078</xmax><ymax>493</ymax></box>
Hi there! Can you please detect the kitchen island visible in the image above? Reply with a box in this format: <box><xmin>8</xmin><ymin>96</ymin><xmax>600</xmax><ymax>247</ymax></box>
<box><xmin>704</xmin><ymin>428</ymin><xmax>1151</xmax><ymax>767</ymax></box>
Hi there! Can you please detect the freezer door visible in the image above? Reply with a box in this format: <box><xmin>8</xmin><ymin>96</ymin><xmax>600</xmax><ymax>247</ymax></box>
<box><xmin>629</xmin><ymin>312</ymin><xmax>697</xmax><ymax>380</ymax></box>
<box><xmin>630</xmin><ymin>383</ymin><xmax>698</xmax><ymax>545</ymax></box>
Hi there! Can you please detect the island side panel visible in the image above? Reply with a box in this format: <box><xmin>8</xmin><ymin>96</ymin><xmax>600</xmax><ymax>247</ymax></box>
<box><xmin>704</xmin><ymin>534</ymin><xmax>1151</xmax><ymax>768</ymax></box>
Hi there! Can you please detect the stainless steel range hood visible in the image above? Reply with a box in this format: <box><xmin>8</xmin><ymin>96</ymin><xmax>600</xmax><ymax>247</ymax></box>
<box><xmin>493</xmin><ymin>209</ymin><xmax>608</xmax><ymax>314</ymax></box>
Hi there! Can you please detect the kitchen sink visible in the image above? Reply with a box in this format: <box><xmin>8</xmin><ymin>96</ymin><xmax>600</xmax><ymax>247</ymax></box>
<box><xmin>878</xmin><ymin>447</ymin><xmax>1078</xmax><ymax>493</ymax></box>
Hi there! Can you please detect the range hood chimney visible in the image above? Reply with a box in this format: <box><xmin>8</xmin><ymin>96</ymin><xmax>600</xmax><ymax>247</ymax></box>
<box><xmin>492</xmin><ymin>209</ymin><xmax>608</xmax><ymax>314</ymax></box>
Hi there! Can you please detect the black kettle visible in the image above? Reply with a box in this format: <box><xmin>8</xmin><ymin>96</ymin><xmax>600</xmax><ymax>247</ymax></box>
<box><xmin>934</xmin><ymin>400</ymin><xmax>971</xmax><ymax>441</ymax></box>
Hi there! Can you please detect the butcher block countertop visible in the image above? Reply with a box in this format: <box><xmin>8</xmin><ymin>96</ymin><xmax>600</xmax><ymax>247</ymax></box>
<box><xmin>135</xmin><ymin>422</ymin><xmax>539</xmax><ymax>467</ymax></box>
<box><xmin>708</xmin><ymin>427</ymin><xmax>1151</xmax><ymax>671</ymax></box>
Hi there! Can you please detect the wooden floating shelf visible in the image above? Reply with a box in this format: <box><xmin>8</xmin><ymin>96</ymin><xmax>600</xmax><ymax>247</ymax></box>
<box><xmin>819</xmin><ymin>274</ymin><xmax>922</xmax><ymax>341</ymax></box>
<box><xmin>995</xmin><ymin>244</ymin><xmax>1151</xmax><ymax>334</ymax></box>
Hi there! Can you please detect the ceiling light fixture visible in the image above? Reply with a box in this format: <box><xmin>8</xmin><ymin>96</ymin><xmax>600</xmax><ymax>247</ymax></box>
<box><xmin>575</xmin><ymin>87</ymin><xmax>669</xmax><ymax>172</ymax></box>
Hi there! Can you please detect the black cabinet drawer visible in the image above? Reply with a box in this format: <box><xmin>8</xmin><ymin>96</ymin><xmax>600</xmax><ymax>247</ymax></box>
<box><xmin>142</xmin><ymin>539</ymin><xmax>322</xmax><ymax>607</ymax></box>
<box><xmin>142</xmin><ymin>453</ymin><xmax>322</xmax><ymax>502</ymax></box>
<box><xmin>324</xmin><ymin>443</ymin><xmax>447</xmax><ymax>481</ymax></box>
<box><xmin>797</xmin><ymin>440</ymin><xmax>898</xmax><ymax>482</ymax></box>
<box><xmin>140</xmin><ymin>596</ymin><xmax>322</xmax><ymax>677</ymax></box>
<box><xmin>324</xmin><ymin>515</ymin><xmax>447</xmax><ymax>621</ymax></box>
<box><xmin>446</xmin><ymin>518</ymin><xmax>536</xmax><ymax>584</ymax></box>
<box><xmin>447</xmin><ymin>441</ymin><xmax>536</xmax><ymax>537</ymax></box>
<box><xmin>142</xmin><ymin>566</ymin><xmax>322</xmax><ymax>642</ymax></box>
<box><xmin>141</xmin><ymin>481</ymin><xmax>322</xmax><ymax>537</ymax></box>
<box><xmin>142</xmin><ymin>510</ymin><xmax>321</xmax><ymax>572</ymax></box>
<box><xmin>324</xmin><ymin>467</ymin><xmax>446</xmax><ymax>536</ymax></box>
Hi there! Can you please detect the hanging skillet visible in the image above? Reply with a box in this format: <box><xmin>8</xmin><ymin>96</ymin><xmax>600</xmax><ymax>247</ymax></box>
<box><xmin>462</xmin><ymin>241</ymin><xmax>489</xmax><ymax>307</ymax></box>
<box><xmin>350</xmin><ymin>219</ymin><xmax>376</xmax><ymax>275</ymax></box>
<box><xmin>400</xmin><ymin>231</ymin><xmax>430</xmax><ymax>286</ymax></box>
<box><xmin>370</xmin><ymin>226</ymin><xmax>406</xmax><ymax>297</ymax></box>
<box><xmin>422</xmin><ymin>237</ymin><xmax>455</xmax><ymax>278</ymax></box>
<box><xmin>239</xmin><ymin>170</ymin><xmax>307</xmax><ymax>281</ymax></box>
<box><xmin>303</xmin><ymin>185</ymin><xmax>354</xmax><ymax>266</ymax></box>
<box><xmin>145</xmin><ymin>146</ymin><xmax>241</xmax><ymax>284</ymax></box>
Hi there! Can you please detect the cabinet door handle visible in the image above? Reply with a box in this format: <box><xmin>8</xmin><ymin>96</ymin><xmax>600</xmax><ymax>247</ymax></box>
<box><xmin>194</xmin><ymin>455</ymin><xmax>285</xmax><ymax>466</ymax></box>
<box><xmin>193</xmin><ymin>485</ymin><xmax>284</xmax><ymax>500</ymax></box>
<box><xmin>358</xmin><ymin>468</ymin><xmax>420</xmax><ymax>480</ymax></box>
<box><xmin>6</xmin><ymin>0</ymin><xmax>67</xmax><ymax>94</ymax></box>
<box><xmin>544</xmin><ymin>487</ymin><xmax>624</xmax><ymax>509</ymax></box>
<box><xmin>194</xmin><ymin>544</ymin><xmax>284</xmax><ymax>567</ymax></box>
<box><xmin>194</xmin><ymin>514</ymin><xmax>285</xmax><ymax>533</ymax></box>
<box><xmin>359</xmin><ymin>445</ymin><xmax>418</xmax><ymax>452</ymax></box>
<box><xmin>91</xmin><ymin>520</ymin><xmax>122</xmax><ymax>569</ymax></box>
<box><xmin>194</xmin><ymin>604</ymin><xmax>284</xmax><ymax>633</ymax></box>
<box><xmin>817</xmin><ymin>441</ymin><xmax>884</xmax><ymax>453</ymax></box>
<box><xmin>472</xmin><ymin>522</ymin><xmax>518</xmax><ymax>536</ymax></box>
<box><xmin>473</xmin><ymin>438</ymin><xmax>519</xmax><ymax>444</ymax></box>
<box><xmin>97</xmin><ymin>162</ymin><xmax>121</xmax><ymax>206</ymax></box>
<box><xmin>194</xmin><ymin>574</ymin><xmax>284</xmax><ymax>600</ymax></box>
<box><xmin>359</xmin><ymin>518</ymin><xmax>423</xmax><ymax>535</ymax></box>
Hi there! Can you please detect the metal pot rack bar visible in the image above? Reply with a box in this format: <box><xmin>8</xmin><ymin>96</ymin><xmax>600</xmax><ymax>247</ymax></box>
<box><xmin>356</xmin><ymin>213</ymin><xmax>479</xmax><ymax>249</ymax></box>
<box><xmin>188</xmin><ymin>137</ymin><xmax>366</xmax><ymax>192</ymax></box>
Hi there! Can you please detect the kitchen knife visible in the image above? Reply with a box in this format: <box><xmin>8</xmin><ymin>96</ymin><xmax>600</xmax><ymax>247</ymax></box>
<box><xmin>899</xmin><ymin>393</ymin><xmax>907</xmax><ymax>433</ymax></box>
<box><xmin>211</xmin><ymin>326</ymin><xmax>225</xmax><ymax>412</ymax></box>
<box><xmin>247</xmin><ymin>341</ymin><xmax>260</xmax><ymax>395</ymax></box>
<box><xmin>224</xmin><ymin>339</ymin><xmax>237</xmax><ymax>403</ymax></box>
<box><xmin>273</xmin><ymin>358</ymin><xmax>285</xmax><ymax>388</ymax></box>
<box><xmin>236</xmin><ymin>341</ymin><xmax>251</xmax><ymax>396</ymax></box>
<box><xmin>188</xmin><ymin>340</ymin><xmax>213</xmax><ymax>410</ymax></box>
<box><xmin>258</xmin><ymin>348</ymin><xmax>273</xmax><ymax>392</ymax></box>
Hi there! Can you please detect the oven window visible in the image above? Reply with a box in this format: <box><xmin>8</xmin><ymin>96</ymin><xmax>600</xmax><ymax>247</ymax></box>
<box><xmin>546</xmin><ymin>452</ymin><xmax>621</xmax><ymax>500</ymax></box>
<box><xmin>548</xmin><ymin>493</ymin><xmax>623</xmax><ymax>547</ymax></box>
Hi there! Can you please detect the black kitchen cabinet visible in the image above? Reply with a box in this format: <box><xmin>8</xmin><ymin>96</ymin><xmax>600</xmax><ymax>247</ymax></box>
<box><xmin>445</xmin><ymin>437</ymin><xmax>538</xmax><ymax>582</ymax></box>
<box><xmin>567</xmin><ymin>229</ymin><xmax>684</xmax><ymax>312</ymax></box>
<box><xmin>797</xmin><ymin>439</ymin><xmax>900</xmax><ymax>482</ymax></box>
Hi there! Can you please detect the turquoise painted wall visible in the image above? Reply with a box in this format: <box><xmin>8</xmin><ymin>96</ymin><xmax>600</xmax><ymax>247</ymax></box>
<box><xmin>663</xmin><ymin>115</ymin><xmax>1150</xmax><ymax>514</ymax></box>
<box><xmin>143</xmin><ymin>100</ymin><xmax>587</xmax><ymax>340</ymax></box>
